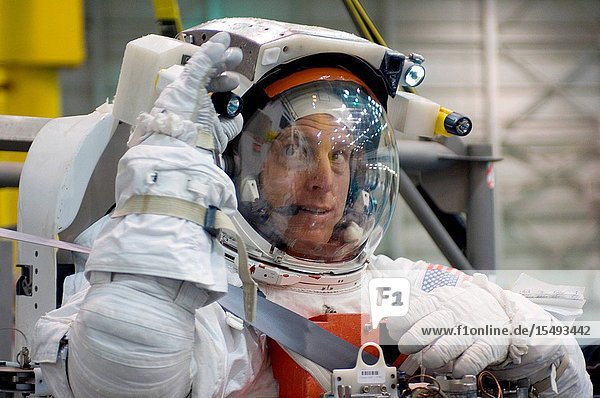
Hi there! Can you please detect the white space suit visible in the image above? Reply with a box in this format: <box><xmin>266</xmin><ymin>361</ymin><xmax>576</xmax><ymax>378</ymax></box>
<box><xmin>31</xmin><ymin>20</ymin><xmax>592</xmax><ymax>398</ymax></box>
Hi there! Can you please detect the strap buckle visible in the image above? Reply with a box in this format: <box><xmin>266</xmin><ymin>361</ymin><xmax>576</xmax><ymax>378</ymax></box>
<box><xmin>204</xmin><ymin>205</ymin><xmax>220</xmax><ymax>237</ymax></box>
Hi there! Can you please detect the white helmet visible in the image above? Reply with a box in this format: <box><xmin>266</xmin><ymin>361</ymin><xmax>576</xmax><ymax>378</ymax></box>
<box><xmin>181</xmin><ymin>18</ymin><xmax>419</xmax><ymax>278</ymax></box>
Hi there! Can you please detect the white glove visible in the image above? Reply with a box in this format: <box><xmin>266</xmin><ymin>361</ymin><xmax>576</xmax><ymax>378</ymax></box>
<box><xmin>387</xmin><ymin>275</ymin><xmax>512</xmax><ymax>377</ymax></box>
<box><xmin>131</xmin><ymin>31</ymin><xmax>243</xmax><ymax>152</ymax></box>
<box><xmin>386</xmin><ymin>273</ymin><xmax>593</xmax><ymax>395</ymax></box>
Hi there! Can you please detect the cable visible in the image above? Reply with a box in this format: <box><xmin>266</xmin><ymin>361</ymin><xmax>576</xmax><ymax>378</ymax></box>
<box><xmin>342</xmin><ymin>0</ymin><xmax>388</xmax><ymax>46</ymax></box>
<box><xmin>477</xmin><ymin>370</ymin><xmax>503</xmax><ymax>398</ymax></box>
<box><xmin>341</xmin><ymin>0</ymin><xmax>418</xmax><ymax>95</ymax></box>
<box><xmin>0</xmin><ymin>327</ymin><xmax>30</xmax><ymax>367</ymax></box>
<box><xmin>402</xmin><ymin>374</ymin><xmax>449</xmax><ymax>398</ymax></box>
<box><xmin>351</xmin><ymin>0</ymin><xmax>387</xmax><ymax>46</ymax></box>
<box><xmin>0</xmin><ymin>327</ymin><xmax>28</xmax><ymax>347</ymax></box>
<box><xmin>343</xmin><ymin>0</ymin><xmax>374</xmax><ymax>41</ymax></box>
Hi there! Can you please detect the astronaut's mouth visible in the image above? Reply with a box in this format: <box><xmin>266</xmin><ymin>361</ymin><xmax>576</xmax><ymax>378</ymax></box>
<box><xmin>274</xmin><ymin>205</ymin><xmax>331</xmax><ymax>216</ymax></box>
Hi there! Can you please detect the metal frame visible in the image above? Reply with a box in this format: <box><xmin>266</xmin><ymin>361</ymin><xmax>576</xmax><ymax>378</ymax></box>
<box><xmin>398</xmin><ymin>138</ymin><xmax>500</xmax><ymax>270</ymax></box>
<box><xmin>0</xmin><ymin>117</ymin><xmax>46</xmax><ymax>372</ymax></box>
<box><xmin>7</xmin><ymin>110</ymin><xmax>123</xmax><ymax>359</ymax></box>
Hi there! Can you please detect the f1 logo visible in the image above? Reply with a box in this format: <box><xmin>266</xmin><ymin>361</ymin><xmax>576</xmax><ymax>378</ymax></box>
<box><xmin>368</xmin><ymin>278</ymin><xmax>410</xmax><ymax>329</ymax></box>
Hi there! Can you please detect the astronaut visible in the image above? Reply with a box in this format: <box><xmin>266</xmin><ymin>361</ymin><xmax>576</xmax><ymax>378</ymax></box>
<box><xmin>31</xmin><ymin>19</ymin><xmax>592</xmax><ymax>398</ymax></box>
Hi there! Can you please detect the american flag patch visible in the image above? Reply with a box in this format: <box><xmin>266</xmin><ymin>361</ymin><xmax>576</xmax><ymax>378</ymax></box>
<box><xmin>421</xmin><ymin>264</ymin><xmax>461</xmax><ymax>292</ymax></box>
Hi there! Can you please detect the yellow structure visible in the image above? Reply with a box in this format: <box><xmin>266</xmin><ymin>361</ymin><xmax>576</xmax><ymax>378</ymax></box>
<box><xmin>0</xmin><ymin>0</ymin><xmax>85</xmax><ymax>227</ymax></box>
<box><xmin>152</xmin><ymin>0</ymin><xmax>183</xmax><ymax>35</ymax></box>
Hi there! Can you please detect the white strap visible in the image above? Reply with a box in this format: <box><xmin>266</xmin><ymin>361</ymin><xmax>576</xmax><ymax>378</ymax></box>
<box><xmin>195</xmin><ymin>130</ymin><xmax>216</xmax><ymax>151</ymax></box>
<box><xmin>530</xmin><ymin>354</ymin><xmax>569</xmax><ymax>396</ymax></box>
<box><xmin>112</xmin><ymin>194</ymin><xmax>257</xmax><ymax>321</ymax></box>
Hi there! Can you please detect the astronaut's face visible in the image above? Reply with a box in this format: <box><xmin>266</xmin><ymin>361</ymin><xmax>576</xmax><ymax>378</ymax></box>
<box><xmin>260</xmin><ymin>114</ymin><xmax>351</xmax><ymax>258</ymax></box>
<box><xmin>234</xmin><ymin>75</ymin><xmax>399</xmax><ymax>264</ymax></box>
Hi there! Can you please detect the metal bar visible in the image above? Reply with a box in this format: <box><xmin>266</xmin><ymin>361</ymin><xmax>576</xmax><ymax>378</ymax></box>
<box><xmin>503</xmin><ymin>53</ymin><xmax>597</xmax><ymax>130</ymax></box>
<box><xmin>483</xmin><ymin>0</ymin><xmax>500</xmax><ymax>157</ymax></box>
<box><xmin>398</xmin><ymin>168</ymin><xmax>474</xmax><ymax>270</ymax></box>
<box><xmin>482</xmin><ymin>0</ymin><xmax>501</xmax><ymax>270</ymax></box>
<box><xmin>0</xmin><ymin>162</ymin><xmax>22</xmax><ymax>188</ymax></box>
<box><xmin>398</xmin><ymin>141</ymin><xmax>458</xmax><ymax>172</ymax></box>
<box><xmin>0</xmin><ymin>115</ymin><xmax>50</xmax><ymax>151</ymax></box>
<box><xmin>506</xmin><ymin>51</ymin><xmax>598</xmax><ymax>114</ymax></box>
<box><xmin>466</xmin><ymin>145</ymin><xmax>496</xmax><ymax>269</ymax></box>
<box><xmin>0</xmin><ymin>241</ymin><xmax>14</xmax><ymax>361</ymax></box>
<box><xmin>497</xmin><ymin>0</ymin><xmax>530</xmax><ymax>27</ymax></box>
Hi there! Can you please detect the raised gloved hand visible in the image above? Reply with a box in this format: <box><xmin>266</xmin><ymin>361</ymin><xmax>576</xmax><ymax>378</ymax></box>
<box><xmin>131</xmin><ymin>31</ymin><xmax>243</xmax><ymax>152</ymax></box>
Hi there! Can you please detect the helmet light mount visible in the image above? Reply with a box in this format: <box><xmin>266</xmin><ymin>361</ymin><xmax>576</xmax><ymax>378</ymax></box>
<box><xmin>402</xmin><ymin>53</ymin><xmax>426</xmax><ymax>88</ymax></box>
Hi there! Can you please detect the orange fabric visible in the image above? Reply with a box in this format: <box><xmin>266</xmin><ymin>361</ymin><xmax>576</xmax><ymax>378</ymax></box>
<box><xmin>263</xmin><ymin>67</ymin><xmax>370</xmax><ymax>98</ymax></box>
<box><xmin>269</xmin><ymin>313</ymin><xmax>381</xmax><ymax>398</ymax></box>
